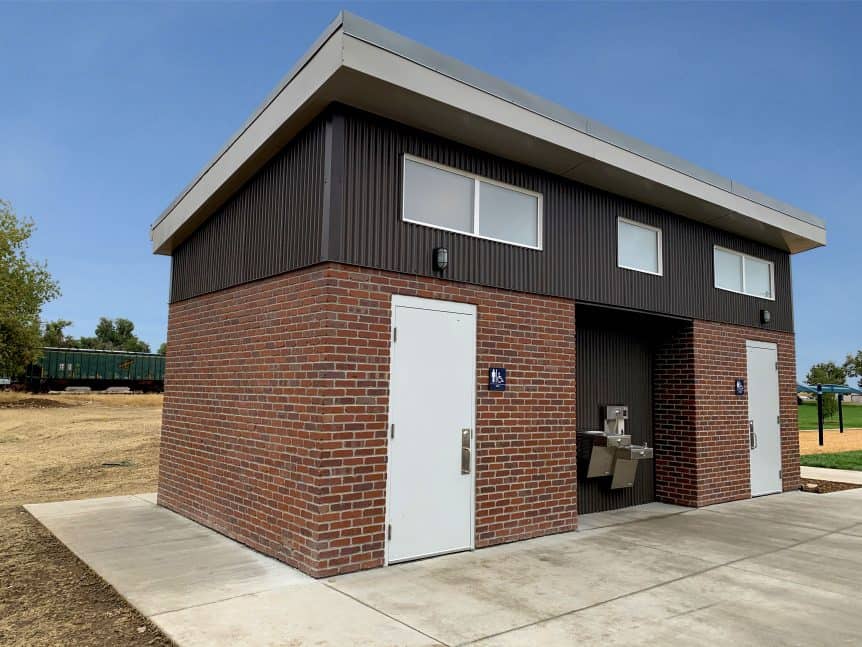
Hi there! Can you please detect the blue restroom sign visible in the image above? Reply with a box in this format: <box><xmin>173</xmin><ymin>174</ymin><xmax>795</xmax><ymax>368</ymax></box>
<box><xmin>735</xmin><ymin>379</ymin><xmax>745</xmax><ymax>396</ymax></box>
<box><xmin>489</xmin><ymin>367</ymin><xmax>507</xmax><ymax>391</ymax></box>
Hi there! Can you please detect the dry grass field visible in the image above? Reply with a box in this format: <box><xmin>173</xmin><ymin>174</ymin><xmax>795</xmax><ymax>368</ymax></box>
<box><xmin>0</xmin><ymin>392</ymin><xmax>172</xmax><ymax>646</ymax></box>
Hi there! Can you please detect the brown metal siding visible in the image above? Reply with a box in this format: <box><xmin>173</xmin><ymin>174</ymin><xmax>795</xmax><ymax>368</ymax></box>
<box><xmin>576</xmin><ymin>306</ymin><xmax>661</xmax><ymax>513</ymax></box>
<box><xmin>170</xmin><ymin>115</ymin><xmax>327</xmax><ymax>302</ymax></box>
<box><xmin>334</xmin><ymin>106</ymin><xmax>793</xmax><ymax>331</ymax></box>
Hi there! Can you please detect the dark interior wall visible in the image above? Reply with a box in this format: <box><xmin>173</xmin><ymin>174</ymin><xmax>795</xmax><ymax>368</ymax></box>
<box><xmin>169</xmin><ymin>115</ymin><xmax>328</xmax><ymax>302</ymax></box>
<box><xmin>576</xmin><ymin>306</ymin><xmax>666</xmax><ymax>513</ymax></box>
<box><xmin>332</xmin><ymin>105</ymin><xmax>793</xmax><ymax>331</ymax></box>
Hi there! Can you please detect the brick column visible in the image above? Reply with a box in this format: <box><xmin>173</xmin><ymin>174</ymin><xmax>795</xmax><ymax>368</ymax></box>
<box><xmin>654</xmin><ymin>320</ymin><xmax>800</xmax><ymax>507</ymax></box>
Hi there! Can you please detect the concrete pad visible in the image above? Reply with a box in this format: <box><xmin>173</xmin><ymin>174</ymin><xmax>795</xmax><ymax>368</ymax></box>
<box><xmin>578</xmin><ymin>502</ymin><xmax>690</xmax><ymax>530</ymax></box>
<box><xmin>700</xmin><ymin>489</ymin><xmax>862</xmax><ymax>531</ymax></box>
<box><xmin>840</xmin><ymin>524</ymin><xmax>862</xmax><ymax>537</ymax></box>
<box><xmin>27</xmin><ymin>494</ymin><xmax>310</xmax><ymax>616</ymax></box>
<box><xmin>26</xmin><ymin>494</ymin><xmax>152</xmax><ymax>520</ymax></box>
<box><xmin>471</xmin><ymin>565</ymin><xmax>862</xmax><ymax>646</ymax></box>
<box><xmin>28</xmin><ymin>498</ymin><xmax>212</xmax><ymax>555</ymax></box>
<box><xmin>329</xmin><ymin>530</ymin><xmax>712</xmax><ymax>645</ymax></box>
<box><xmin>816</xmin><ymin>486</ymin><xmax>862</xmax><ymax>500</ymax></box>
<box><xmin>27</xmin><ymin>490</ymin><xmax>862</xmax><ymax>646</ymax></box>
<box><xmin>801</xmin><ymin>465</ymin><xmax>862</xmax><ymax>484</ymax></box>
<box><xmin>729</xmin><ymin>533</ymin><xmax>862</xmax><ymax>596</ymax></box>
<box><xmin>153</xmin><ymin>582</ymin><xmax>440</xmax><ymax>647</ymax></box>
<box><xmin>605</xmin><ymin>505</ymin><xmax>825</xmax><ymax>564</ymax></box>
<box><xmin>81</xmin><ymin>530</ymin><xmax>311</xmax><ymax>616</ymax></box>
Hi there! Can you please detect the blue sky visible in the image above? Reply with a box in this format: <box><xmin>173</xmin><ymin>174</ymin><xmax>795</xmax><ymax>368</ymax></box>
<box><xmin>1</xmin><ymin>2</ymin><xmax>858</xmax><ymax>379</ymax></box>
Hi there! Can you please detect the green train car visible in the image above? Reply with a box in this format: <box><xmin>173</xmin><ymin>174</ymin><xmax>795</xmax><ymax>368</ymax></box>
<box><xmin>25</xmin><ymin>347</ymin><xmax>165</xmax><ymax>392</ymax></box>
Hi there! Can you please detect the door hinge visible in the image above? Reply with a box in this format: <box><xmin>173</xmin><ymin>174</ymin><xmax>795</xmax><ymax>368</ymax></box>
<box><xmin>777</xmin><ymin>415</ymin><xmax>781</xmax><ymax>425</ymax></box>
<box><xmin>393</xmin><ymin>327</ymin><xmax>397</xmax><ymax>343</ymax></box>
<box><xmin>775</xmin><ymin>361</ymin><xmax>779</xmax><ymax>371</ymax></box>
<box><xmin>779</xmin><ymin>469</ymin><xmax>783</xmax><ymax>480</ymax></box>
<box><xmin>387</xmin><ymin>524</ymin><xmax>392</xmax><ymax>541</ymax></box>
<box><xmin>390</xmin><ymin>423</ymin><xmax>395</xmax><ymax>439</ymax></box>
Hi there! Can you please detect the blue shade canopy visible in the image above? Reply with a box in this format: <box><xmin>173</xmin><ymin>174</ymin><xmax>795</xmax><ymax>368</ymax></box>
<box><xmin>797</xmin><ymin>383</ymin><xmax>862</xmax><ymax>395</ymax></box>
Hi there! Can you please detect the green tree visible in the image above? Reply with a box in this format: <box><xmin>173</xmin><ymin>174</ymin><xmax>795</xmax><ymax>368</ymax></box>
<box><xmin>157</xmin><ymin>342</ymin><xmax>167</xmax><ymax>355</ymax></box>
<box><xmin>42</xmin><ymin>319</ymin><xmax>74</xmax><ymax>347</ymax></box>
<box><xmin>806</xmin><ymin>361</ymin><xmax>847</xmax><ymax>419</ymax></box>
<box><xmin>0</xmin><ymin>200</ymin><xmax>60</xmax><ymax>376</ymax></box>
<box><xmin>844</xmin><ymin>350</ymin><xmax>862</xmax><ymax>387</ymax></box>
<box><xmin>79</xmin><ymin>317</ymin><xmax>150</xmax><ymax>352</ymax></box>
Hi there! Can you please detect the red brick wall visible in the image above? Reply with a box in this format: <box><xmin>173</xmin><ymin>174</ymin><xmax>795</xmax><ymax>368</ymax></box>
<box><xmin>161</xmin><ymin>260</ymin><xmax>799</xmax><ymax>576</ymax></box>
<box><xmin>654</xmin><ymin>320</ymin><xmax>799</xmax><ymax>507</ymax></box>
<box><xmin>160</xmin><ymin>263</ymin><xmax>577</xmax><ymax>577</ymax></box>
<box><xmin>653</xmin><ymin>322</ymin><xmax>698</xmax><ymax>505</ymax></box>
<box><xmin>159</xmin><ymin>268</ymin><xmax>331</xmax><ymax>575</ymax></box>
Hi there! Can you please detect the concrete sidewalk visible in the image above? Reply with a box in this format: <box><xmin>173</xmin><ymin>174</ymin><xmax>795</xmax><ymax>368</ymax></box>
<box><xmin>27</xmin><ymin>490</ymin><xmax>862</xmax><ymax>646</ymax></box>
<box><xmin>801</xmin><ymin>465</ymin><xmax>862</xmax><ymax>484</ymax></box>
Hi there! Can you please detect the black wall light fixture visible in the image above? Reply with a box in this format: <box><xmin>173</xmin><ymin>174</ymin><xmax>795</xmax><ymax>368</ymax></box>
<box><xmin>760</xmin><ymin>309</ymin><xmax>771</xmax><ymax>325</ymax></box>
<box><xmin>433</xmin><ymin>247</ymin><xmax>449</xmax><ymax>272</ymax></box>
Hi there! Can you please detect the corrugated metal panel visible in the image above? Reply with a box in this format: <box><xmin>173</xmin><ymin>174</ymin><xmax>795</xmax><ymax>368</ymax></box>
<box><xmin>335</xmin><ymin>106</ymin><xmax>793</xmax><ymax>331</ymax></box>
<box><xmin>169</xmin><ymin>115</ymin><xmax>327</xmax><ymax>302</ymax></box>
<box><xmin>576</xmin><ymin>307</ymin><xmax>658</xmax><ymax>513</ymax></box>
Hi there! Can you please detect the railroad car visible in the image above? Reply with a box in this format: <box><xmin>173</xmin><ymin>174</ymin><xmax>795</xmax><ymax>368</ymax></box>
<box><xmin>25</xmin><ymin>347</ymin><xmax>165</xmax><ymax>392</ymax></box>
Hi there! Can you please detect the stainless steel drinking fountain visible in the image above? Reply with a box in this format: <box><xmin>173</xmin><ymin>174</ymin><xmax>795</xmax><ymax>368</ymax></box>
<box><xmin>577</xmin><ymin>404</ymin><xmax>653</xmax><ymax>489</ymax></box>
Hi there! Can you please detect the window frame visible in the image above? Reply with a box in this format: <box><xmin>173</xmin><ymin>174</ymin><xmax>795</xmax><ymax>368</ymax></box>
<box><xmin>401</xmin><ymin>153</ymin><xmax>543</xmax><ymax>250</ymax></box>
<box><xmin>616</xmin><ymin>217</ymin><xmax>663</xmax><ymax>276</ymax></box>
<box><xmin>713</xmin><ymin>245</ymin><xmax>775</xmax><ymax>301</ymax></box>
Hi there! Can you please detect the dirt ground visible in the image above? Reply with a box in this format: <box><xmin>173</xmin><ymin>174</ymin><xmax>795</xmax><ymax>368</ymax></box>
<box><xmin>799</xmin><ymin>478</ymin><xmax>861</xmax><ymax>494</ymax></box>
<box><xmin>799</xmin><ymin>428</ymin><xmax>862</xmax><ymax>455</ymax></box>
<box><xmin>0</xmin><ymin>392</ymin><xmax>173</xmax><ymax>646</ymax></box>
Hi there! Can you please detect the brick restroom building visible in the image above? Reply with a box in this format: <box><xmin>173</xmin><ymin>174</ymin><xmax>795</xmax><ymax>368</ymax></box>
<box><xmin>151</xmin><ymin>13</ymin><xmax>826</xmax><ymax>578</ymax></box>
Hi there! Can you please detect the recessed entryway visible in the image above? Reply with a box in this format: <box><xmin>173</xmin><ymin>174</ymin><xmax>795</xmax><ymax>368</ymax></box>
<box><xmin>746</xmin><ymin>340</ymin><xmax>783</xmax><ymax>496</ymax></box>
<box><xmin>576</xmin><ymin>305</ymin><xmax>685</xmax><ymax>514</ymax></box>
<box><xmin>385</xmin><ymin>295</ymin><xmax>477</xmax><ymax>564</ymax></box>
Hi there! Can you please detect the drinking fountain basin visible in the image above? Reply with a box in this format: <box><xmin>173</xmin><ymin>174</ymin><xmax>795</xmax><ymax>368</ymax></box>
<box><xmin>578</xmin><ymin>430</ymin><xmax>631</xmax><ymax>448</ymax></box>
<box><xmin>615</xmin><ymin>444</ymin><xmax>654</xmax><ymax>460</ymax></box>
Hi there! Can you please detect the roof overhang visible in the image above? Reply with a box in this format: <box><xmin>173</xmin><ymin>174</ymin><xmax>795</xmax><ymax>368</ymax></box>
<box><xmin>151</xmin><ymin>11</ymin><xmax>827</xmax><ymax>255</ymax></box>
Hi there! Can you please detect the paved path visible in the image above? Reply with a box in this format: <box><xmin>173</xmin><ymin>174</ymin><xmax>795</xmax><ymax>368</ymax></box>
<box><xmin>801</xmin><ymin>465</ymin><xmax>862</xmax><ymax>484</ymax></box>
<box><xmin>27</xmin><ymin>489</ymin><xmax>862</xmax><ymax>646</ymax></box>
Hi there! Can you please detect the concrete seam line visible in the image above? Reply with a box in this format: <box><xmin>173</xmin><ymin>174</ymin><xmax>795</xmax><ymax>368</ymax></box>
<box><xmin>323</xmin><ymin>582</ymin><xmax>451</xmax><ymax>646</ymax></box>
<box><xmin>148</xmin><ymin>583</ymin><xmax>313</xmax><ymax>619</ymax></box>
<box><xmin>456</xmin><ymin>522</ymin><xmax>861</xmax><ymax>646</ymax></box>
<box><xmin>576</xmin><ymin>509</ymin><xmax>689</xmax><ymax>531</ymax></box>
<box><xmin>837</xmin><ymin>530</ymin><xmax>862</xmax><ymax>537</ymax></box>
<box><xmin>724</xmin><ymin>561</ymin><xmax>847</xmax><ymax>590</ymax></box>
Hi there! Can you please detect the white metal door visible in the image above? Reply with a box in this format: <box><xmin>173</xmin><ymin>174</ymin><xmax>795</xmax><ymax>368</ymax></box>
<box><xmin>386</xmin><ymin>295</ymin><xmax>476</xmax><ymax>564</ymax></box>
<box><xmin>746</xmin><ymin>341</ymin><xmax>782</xmax><ymax>496</ymax></box>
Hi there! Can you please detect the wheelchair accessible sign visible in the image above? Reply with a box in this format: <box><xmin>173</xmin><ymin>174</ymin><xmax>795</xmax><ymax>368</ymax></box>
<box><xmin>488</xmin><ymin>367</ymin><xmax>507</xmax><ymax>391</ymax></box>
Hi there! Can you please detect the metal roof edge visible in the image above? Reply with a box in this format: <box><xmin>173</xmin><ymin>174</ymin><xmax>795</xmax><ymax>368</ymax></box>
<box><xmin>340</xmin><ymin>11</ymin><xmax>825</xmax><ymax>231</ymax></box>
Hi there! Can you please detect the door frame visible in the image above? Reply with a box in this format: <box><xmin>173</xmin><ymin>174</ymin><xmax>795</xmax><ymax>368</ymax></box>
<box><xmin>745</xmin><ymin>339</ymin><xmax>782</xmax><ymax>497</ymax></box>
<box><xmin>384</xmin><ymin>294</ymin><xmax>478</xmax><ymax>565</ymax></box>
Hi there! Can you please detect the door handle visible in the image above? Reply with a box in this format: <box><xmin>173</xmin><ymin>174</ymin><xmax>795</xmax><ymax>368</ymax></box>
<box><xmin>749</xmin><ymin>420</ymin><xmax>757</xmax><ymax>449</ymax></box>
<box><xmin>461</xmin><ymin>428</ymin><xmax>471</xmax><ymax>474</ymax></box>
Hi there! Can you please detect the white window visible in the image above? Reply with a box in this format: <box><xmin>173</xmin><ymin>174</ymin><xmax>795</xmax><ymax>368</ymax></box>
<box><xmin>402</xmin><ymin>155</ymin><xmax>542</xmax><ymax>249</ymax></box>
<box><xmin>617</xmin><ymin>218</ymin><xmax>662</xmax><ymax>275</ymax></box>
<box><xmin>713</xmin><ymin>246</ymin><xmax>774</xmax><ymax>299</ymax></box>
